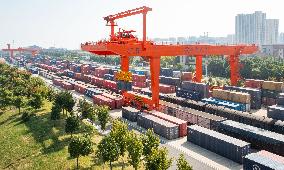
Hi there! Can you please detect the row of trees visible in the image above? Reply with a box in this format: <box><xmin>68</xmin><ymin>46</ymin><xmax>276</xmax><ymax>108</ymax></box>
<box><xmin>207</xmin><ymin>56</ymin><xmax>284</xmax><ymax>82</ymax></box>
<box><xmin>96</xmin><ymin>120</ymin><xmax>193</xmax><ymax>170</ymax></box>
<box><xmin>0</xmin><ymin>63</ymin><xmax>55</xmax><ymax>116</ymax></box>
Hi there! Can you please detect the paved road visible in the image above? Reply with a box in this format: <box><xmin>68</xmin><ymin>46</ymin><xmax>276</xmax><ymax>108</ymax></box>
<box><xmin>38</xmin><ymin>74</ymin><xmax>242</xmax><ymax>170</ymax></box>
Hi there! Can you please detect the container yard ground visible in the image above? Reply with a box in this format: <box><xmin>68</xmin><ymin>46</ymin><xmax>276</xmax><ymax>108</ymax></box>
<box><xmin>37</xmin><ymin>74</ymin><xmax>244</xmax><ymax>170</ymax></box>
<box><xmin>250</xmin><ymin>107</ymin><xmax>268</xmax><ymax>117</ymax></box>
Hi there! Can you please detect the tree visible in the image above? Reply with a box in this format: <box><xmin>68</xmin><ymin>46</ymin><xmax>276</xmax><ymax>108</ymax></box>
<box><xmin>96</xmin><ymin>106</ymin><xmax>109</xmax><ymax>131</ymax></box>
<box><xmin>127</xmin><ymin>130</ymin><xmax>143</xmax><ymax>170</ymax></box>
<box><xmin>96</xmin><ymin>134</ymin><xmax>120</xmax><ymax>170</ymax></box>
<box><xmin>145</xmin><ymin>147</ymin><xmax>173</xmax><ymax>170</ymax></box>
<box><xmin>142</xmin><ymin>129</ymin><xmax>160</xmax><ymax>158</ymax></box>
<box><xmin>46</xmin><ymin>87</ymin><xmax>56</xmax><ymax>102</ymax></box>
<box><xmin>177</xmin><ymin>154</ymin><xmax>193</xmax><ymax>170</ymax></box>
<box><xmin>110</xmin><ymin>120</ymin><xmax>129</xmax><ymax>168</ymax></box>
<box><xmin>78</xmin><ymin>99</ymin><xmax>94</xmax><ymax>119</ymax></box>
<box><xmin>13</xmin><ymin>96</ymin><xmax>26</xmax><ymax>114</ymax></box>
<box><xmin>65</xmin><ymin>116</ymin><xmax>80</xmax><ymax>137</ymax></box>
<box><xmin>50</xmin><ymin>104</ymin><xmax>61</xmax><ymax>120</ymax></box>
<box><xmin>54</xmin><ymin>91</ymin><xmax>75</xmax><ymax>116</ymax></box>
<box><xmin>68</xmin><ymin>135</ymin><xmax>94</xmax><ymax>169</ymax></box>
<box><xmin>0</xmin><ymin>88</ymin><xmax>13</xmax><ymax>111</ymax></box>
<box><xmin>28</xmin><ymin>93</ymin><xmax>44</xmax><ymax>110</ymax></box>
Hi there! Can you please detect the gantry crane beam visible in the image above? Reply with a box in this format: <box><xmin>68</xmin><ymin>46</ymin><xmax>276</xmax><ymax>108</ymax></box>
<box><xmin>2</xmin><ymin>44</ymin><xmax>38</xmax><ymax>58</ymax></box>
<box><xmin>81</xmin><ymin>6</ymin><xmax>259</xmax><ymax>109</ymax></box>
<box><xmin>103</xmin><ymin>6</ymin><xmax>152</xmax><ymax>48</ymax></box>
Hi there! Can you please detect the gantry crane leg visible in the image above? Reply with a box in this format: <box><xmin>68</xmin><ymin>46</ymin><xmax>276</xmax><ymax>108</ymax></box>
<box><xmin>229</xmin><ymin>54</ymin><xmax>240</xmax><ymax>86</ymax></box>
<box><xmin>121</xmin><ymin>55</ymin><xmax>129</xmax><ymax>72</ymax></box>
<box><xmin>195</xmin><ymin>55</ymin><xmax>203</xmax><ymax>82</ymax></box>
<box><xmin>150</xmin><ymin>56</ymin><xmax>160</xmax><ymax>108</ymax></box>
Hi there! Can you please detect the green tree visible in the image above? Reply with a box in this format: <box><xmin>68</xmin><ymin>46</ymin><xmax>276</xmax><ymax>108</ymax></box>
<box><xmin>68</xmin><ymin>135</ymin><xmax>94</xmax><ymax>169</ymax></box>
<box><xmin>127</xmin><ymin>130</ymin><xmax>143</xmax><ymax>170</ymax></box>
<box><xmin>110</xmin><ymin>120</ymin><xmax>129</xmax><ymax>168</ymax></box>
<box><xmin>96</xmin><ymin>106</ymin><xmax>109</xmax><ymax>131</ymax></box>
<box><xmin>145</xmin><ymin>147</ymin><xmax>173</xmax><ymax>170</ymax></box>
<box><xmin>54</xmin><ymin>91</ymin><xmax>75</xmax><ymax>116</ymax></box>
<box><xmin>142</xmin><ymin>129</ymin><xmax>160</xmax><ymax>158</ymax></box>
<box><xmin>0</xmin><ymin>88</ymin><xmax>13</xmax><ymax>111</ymax></box>
<box><xmin>65</xmin><ymin>116</ymin><xmax>80</xmax><ymax>137</ymax></box>
<box><xmin>50</xmin><ymin>104</ymin><xmax>61</xmax><ymax>120</ymax></box>
<box><xmin>177</xmin><ymin>154</ymin><xmax>193</xmax><ymax>170</ymax></box>
<box><xmin>78</xmin><ymin>99</ymin><xmax>94</xmax><ymax>119</ymax></box>
<box><xmin>13</xmin><ymin>96</ymin><xmax>26</xmax><ymax>114</ymax></box>
<box><xmin>28</xmin><ymin>93</ymin><xmax>43</xmax><ymax>110</ymax></box>
<box><xmin>46</xmin><ymin>87</ymin><xmax>56</xmax><ymax>102</ymax></box>
<box><xmin>96</xmin><ymin>135</ymin><xmax>120</xmax><ymax>170</ymax></box>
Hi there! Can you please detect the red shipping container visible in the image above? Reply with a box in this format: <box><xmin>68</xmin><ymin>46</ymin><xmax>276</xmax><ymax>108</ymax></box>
<box><xmin>132</xmin><ymin>86</ymin><xmax>142</xmax><ymax>93</ymax></box>
<box><xmin>74</xmin><ymin>73</ymin><xmax>82</xmax><ymax>80</ymax></box>
<box><xmin>82</xmin><ymin>74</ymin><xmax>92</xmax><ymax>83</ymax></box>
<box><xmin>70</xmin><ymin>65</ymin><xmax>75</xmax><ymax>72</ymax></box>
<box><xmin>145</xmin><ymin>110</ymin><xmax>187</xmax><ymax>137</ymax></box>
<box><xmin>93</xmin><ymin>95</ymin><xmax>115</xmax><ymax>110</ymax></box>
<box><xmin>61</xmin><ymin>82</ymin><xmax>74</xmax><ymax>90</ymax></box>
<box><xmin>103</xmin><ymin>80</ymin><xmax>118</xmax><ymax>91</ymax></box>
<box><xmin>132</xmin><ymin>81</ymin><xmax>147</xmax><ymax>88</ymax></box>
<box><xmin>53</xmin><ymin>78</ymin><xmax>63</xmax><ymax>86</ymax></box>
<box><xmin>159</xmin><ymin>84</ymin><xmax>175</xmax><ymax>94</ymax></box>
<box><xmin>132</xmin><ymin>74</ymin><xmax>146</xmax><ymax>82</ymax></box>
<box><xmin>181</xmin><ymin>72</ymin><xmax>193</xmax><ymax>81</ymax></box>
<box><xmin>102</xmin><ymin>93</ymin><xmax>123</xmax><ymax>109</ymax></box>
<box><xmin>74</xmin><ymin>83</ymin><xmax>87</xmax><ymax>94</ymax></box>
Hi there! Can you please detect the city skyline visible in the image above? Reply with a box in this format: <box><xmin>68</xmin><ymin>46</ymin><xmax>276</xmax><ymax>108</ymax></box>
<box><xmin>1</xmin><ymin>0</ymin><xmax>284</xmax><ymax>49</ymax></box>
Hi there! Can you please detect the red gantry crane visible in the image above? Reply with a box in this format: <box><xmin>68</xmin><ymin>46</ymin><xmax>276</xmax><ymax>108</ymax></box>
<box><xmin>81</xmin><ymin>6</ymin><xmax>258</xmax><ymax>109</ymax></box>
<box><xmin>2</xmin><ymin>44</ymin><xmax>38</xmax><ymax>59</ymax></box>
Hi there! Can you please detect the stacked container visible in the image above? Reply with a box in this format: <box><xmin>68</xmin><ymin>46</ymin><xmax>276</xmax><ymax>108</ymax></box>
<box><xmin>93</xmin><ymin>67</ymin><xmax>110</xmax><ymax>78</ymax></box>
<box><xmin>159</xmin><ymin>100</ymin><xmax>226</xmax><ymax>130</ymax></box>
<box><xmin>137</xmin><ymin>113</ymin><xmax>179</xmax><ymax>140</ymax></box>
<box><xmin>224</xmin><ymin>86</ymin><xmax>262</xmax><ymax>109</ymax></box>
<box><xmin>262</xmin><ymin>81</ymin><xmax>284</xmax><ymax>106</ymax></box>
<box><xmin>85</xmin><ymin>88</ymin><xmax>103</xmax><ymax>98</ymax></box>
<box><xmin>243</xmin><ymin>150</ymin><xmax>284</xmax><ymax>170</ymax></box>
<box><xmin>245</xmin><ymin>79</ymin><xmax>264</xmax><ymax>89</ymax></box>
<box><xmin>93</xmin><ymin>95</ymin><xmax>115</xmax><ymax>110</ymax></box>
<box><xmin>219</xmin><ymin>120</ymin><xmax>284</xmax><ymax>156</ymax></box>
<box><xmin>102</xmin><ymin>93</ymin><xmax>123</xmax><ymax>109</ymax></box>
<box><xmin>74</xmin><ymin>82</ymin><xmax>88</xmax><ymax>94</ymax></box>
<box><xmin>91</xmin><ymin>76</ymin><xmax>104</xmax><ymax>87</ymax></box>
<box><xmin>160</xmin><ymin>68</ymin><xmax>173</xmax><ymax>77</ymax></box>
<box><xmin>187</xmin><ymin>125</ymin><xmax>251</xmax><ymax>164</ymax></box>
<box><xmin>145</xmin><ymin>110</ymin><xmax>187</xmax><ymax>137</ymax></box>
<box><xmin>160</xmin><ymin>76</ymin><xmax>181</xmax><ymax>87</ymax></box>
<box><xmin>267</xmin><ymin>93</ymin><xmax>284</xmax><ymax>121</ymax></box>
<box><xmin>104</xmin><ymin>74</ymin><xmax>115</xmax><ymax>81</ymax></box>
<box><xmin>181</xmin><ymin>72</ymin><xmax>193</xmax><ymax>81</ymax></box>
<box><xmin>178</xmin><ymin>81</ymin><xmax>209</xmax><ymax>100</ymax></box>
<box><xmin>132</xmin><ymin>74</ymin><xmax>147</xmax><ymax>88</ymax></box>
<box><xmin>122</xmin><ymin>106</ymin><xmax>140</xmax><ymax>122</ymax></box>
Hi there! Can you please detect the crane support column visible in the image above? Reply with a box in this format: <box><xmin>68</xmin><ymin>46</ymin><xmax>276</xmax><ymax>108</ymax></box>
<box><xmin>143</xmin><ymin>13</ymin><xmax>146</xmax><ymax>49</ymax></box>
<box><xmin>150</xmin><ymin>56</ymin><xmax>160</xmax><ymax>108</ymax></box>
<box><xmin>110</xmin><ymin>20</ymin><xmax>115</xmax><ymax>39</ymax></box>
<box><xmin>195</xmin><ymin>55</ymin><xmax>203</xmax><ymax>82</ymax></box>
<box><xmin>121</xmin><ymin>55</ymin><xmax>129</xmax><ymax>72</ymax></box>
<box><xmin>229</xmin><ymin>54</ymin><xmax>240</xmax><ymax>86</ymax></box>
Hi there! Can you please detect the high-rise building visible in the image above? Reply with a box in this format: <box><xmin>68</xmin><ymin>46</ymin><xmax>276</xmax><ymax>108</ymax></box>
<box><xmin>235</xmin><ymin>11</ymin><xmax>279</xmax><ymax>45</ymax></box>
<box><xmin>264</xmin><ymin>19</ymin><xmax>279</xmax><ymax>44</ymax></box>
<box><xmin>279</xmin><ymin>33</ymin><xmax>284</xmax><ymax>43</ymax></box>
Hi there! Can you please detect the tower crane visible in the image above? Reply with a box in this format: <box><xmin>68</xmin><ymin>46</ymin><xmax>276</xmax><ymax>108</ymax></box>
<box><xmin>81</xmin><ymin>6</ymin><xmax>258</xmax><ymax>109</ymax></box>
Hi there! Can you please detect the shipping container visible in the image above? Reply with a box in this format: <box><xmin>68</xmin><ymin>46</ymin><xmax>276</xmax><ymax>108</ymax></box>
<box><xmin>122</xmin><ymin>106</ymin><xmax>140</xmax><ymax>122</ymax></box>
<box><xmin>181</xmin><ymin>81</ymin><xmax>209</xmax><ymax>98</ymax></box>
<box><xmin>137</xmin><ymin>113</ymin><xmax>179</xmax><ymax>140</ymax></box>
<box><xmin>243</xmin><ymin>150</ymin><xmax>284</xmax><ymax>170</ymax></box>
<box><xmin>267</xmin><ymin>105</ymin><xmax>284</xmax><ymax>121</ymax></box>
<box><xmin>159</xmin><ymin>100</ymin><xmax>226</xmax><ymax>130</ymax></box>
<box><xmin>219</xmin><ymin>120</ymin><xmax>284</xmax><ymax>156</ymax></box>
<box><xmin>85</xmin><ymin>88</ymin><xmax>103</xmax><ymax>98</ymax></box>
<box><xmin>102</xmin><ymin>93</ymin><xmax>123</xmax><ymax>109</ymax></box>
<box><xmin>187</xmin><ymin>125</ymin><xmax>251</xmax><ymax>164</ymax></box>
<box><xmin>145</xmin><ymin>110</ymin><xmax>187</xmax><ymax>137</ymax></box>
<box><xmin>93</xmin><ymin>95</ymin><xmax>115</xmax><ymax>110</ymax></box>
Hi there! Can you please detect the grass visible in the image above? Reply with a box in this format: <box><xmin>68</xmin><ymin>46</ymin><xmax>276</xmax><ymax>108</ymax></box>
<box><xmin>0</xmin><ymin>101</ymin><xmax>141</xmax><ymax>170</ymax></box>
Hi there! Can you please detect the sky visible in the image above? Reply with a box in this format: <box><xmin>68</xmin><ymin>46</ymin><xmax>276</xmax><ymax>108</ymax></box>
<box><xmin>0</xmin><ymin>0</ymin><xmax>283</xmax><ymax>49</ymax></box>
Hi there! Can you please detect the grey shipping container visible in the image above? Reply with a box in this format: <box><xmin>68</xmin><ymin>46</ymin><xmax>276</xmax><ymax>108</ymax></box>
<box><xmin>219</xmin><ymin>120</ymin><xmax>284</xmax><ymax>156</ymax></box>
<box><xmin>243</xmin><ymin>150</ymin><xmax>284</xmax><ymax>170</ymax></box>
<box><xmin>122</xmin><ymin>106</ymin><xmax>140</xmax><ymax>122</ymax></box>
<box><xmin>267</xmin><ymin>105</ymin><xmax>284</xmax><ymax>121</ymax></box>
<box><xmin>137</xmin><ymin>113</ymin><xmax>179</xmax><ymax>140</ymax></box>
<box><xmin>187</xmin><ymin>125</ymin><xmax>251</xmax><ymax>164</ymax></box>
